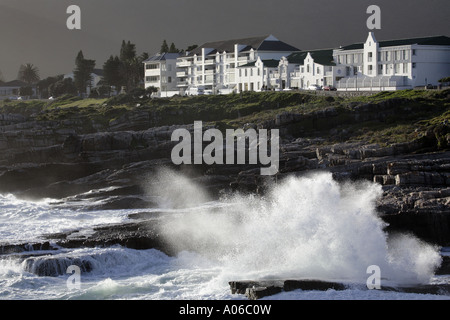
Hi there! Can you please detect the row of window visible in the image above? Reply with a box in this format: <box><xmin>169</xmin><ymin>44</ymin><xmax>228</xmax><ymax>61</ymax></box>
<box><xmin>145</xmin><ymin>64</ymin><xmax>174</xmax><ymax>71</ymax></box>
<box><xmin>238</xmin><ymin>68</ymin><xmax>262</xmax><ymax>77</ymax></box>
<box><xmin>337</xmin><ymin>49</ymin><xmax>417</xmax><ymax>65</ymax></box>
<box><xmin>145</xmin><ymin>76</ymin><xmax>172</xmax><ymax>83</ymax></box>
<box><xmin>367</xmin><ymin>62</ymin><xmax>413</xmax><ymax>75</ymax></box>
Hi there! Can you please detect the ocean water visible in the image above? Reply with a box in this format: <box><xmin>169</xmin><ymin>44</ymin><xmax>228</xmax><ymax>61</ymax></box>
<box><xmin>0</xmin><ymin>171</ymin><xmax>449</xmax><ymax>300</ymax></box>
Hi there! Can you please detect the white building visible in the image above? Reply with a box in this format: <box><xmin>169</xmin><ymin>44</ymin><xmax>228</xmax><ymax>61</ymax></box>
<box><xmin>333</xmin><ymin>33</ymin><xmax>450</xmax><ymax>91</ymax></box>
<box><xmin>143</xmin><ymin>52</ymin><xmax>181</xmax><ymax>97</ymax></box>
<box><xmin>176</xmin><ymin>35</ymin><xmax>299</xmax><ymax>95</ymax></box>
<box><xmin>284</xmin><ymin>49</ymin><xmax>338</xmax><ymax>89</ymax></box>
<box><xmin>0</xmin><ymin>80</ymin><xmax>30</xmax><ymax>99</ymax></box>
<box><xmin>235</xmin><ymin>58</ymin><xmax>280</xmax><ymax>92</ymax></box>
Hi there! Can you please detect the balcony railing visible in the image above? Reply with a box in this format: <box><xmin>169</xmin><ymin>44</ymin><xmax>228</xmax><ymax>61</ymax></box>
<box><xmin>176</xmin><ymin>71</ymin><xmax>187</xmax><ymax>77</ymax></box>
<box><xmin>177</xmin><ymin>61</ymin><xmax>192</xmax><ymax>67</ymax></box>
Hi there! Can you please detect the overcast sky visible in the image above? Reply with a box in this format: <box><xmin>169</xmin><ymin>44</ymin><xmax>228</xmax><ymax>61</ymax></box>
<box><xmin>0</xmin><ymin>0</ymin><xmax>449</xmax><ymax>81</ymax></box>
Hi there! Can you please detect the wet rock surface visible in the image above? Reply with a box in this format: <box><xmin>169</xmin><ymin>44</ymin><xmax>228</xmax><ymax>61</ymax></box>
<box><xmin>0</xmin><ymin>94</ymin><xmax>450</xmax><ymax>298</ymax></box>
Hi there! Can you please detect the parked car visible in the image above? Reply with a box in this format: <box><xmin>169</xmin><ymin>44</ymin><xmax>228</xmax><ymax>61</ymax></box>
<box><xmin>308</xmin><ymin>84</ymin><xmax>322</xmax><ymax>90</ymax></box>
<box><xmin>323</xmin><ymin>85</ymin><xmax>337</xmax><ymax>91</ymax></box>
<box><xmin>187</xmin><ymin>86</ymin><xmax>205</xmax><ymax>96</ymax></box>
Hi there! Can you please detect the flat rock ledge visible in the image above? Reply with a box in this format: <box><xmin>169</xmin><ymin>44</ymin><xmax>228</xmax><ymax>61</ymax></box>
<box><xmin>229</xmin><ymin>279</ymin><xmax>450</xmax><ymax>300</ymax></box>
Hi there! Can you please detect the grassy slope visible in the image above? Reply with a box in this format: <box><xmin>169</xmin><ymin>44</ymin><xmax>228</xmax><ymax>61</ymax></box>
<box><xmin>0</xmin><ymin>89</ymin><xmax>449</xmax><ymax>147</ymax></box>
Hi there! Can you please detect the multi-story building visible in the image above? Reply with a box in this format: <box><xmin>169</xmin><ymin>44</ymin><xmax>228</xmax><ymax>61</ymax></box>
<box><xmin>176</xmin><ymin>35</ymin><xmax>300</xmax><ymax>94</ymax></box>
<box><xmin>146</xmin><ymin>33</ymin><xmax>449</xmax><ymax>95</ymax></box>
<box><xmin>144</xmin><ymin>52</ymin><xmax>181</xmax><ymax>96</ymax></box>
<box><xmin>333</xmin><ymin>32</ymin><xmax>450</xmax><ymax>91</ymax></box>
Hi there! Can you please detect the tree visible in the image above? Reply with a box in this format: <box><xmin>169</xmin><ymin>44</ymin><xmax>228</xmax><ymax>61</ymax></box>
<box><xmin>120</xmin><ymin>40</ymin><xmax>136</xmax><ymax>61</ymax></box>
<box><xmin>118</xmin><ymin>40</ymin><xmax>147</xmax><ymax>92</ymax></box>
<box><xmin>169</xmin><ymin>42</ymin><xmax>179</xmax><ymax>53</ymax></box>
<box><xmin>73</xmin><ymin>50</ymin><xmax>95</xmax><ymax>95</ymax></box>
<box><xmin>19</xmin><ymin>86</ymin><xmax>33</xmax><ymax>97</ymax></box>
<box><xmin>102</xmin><ymin>55</ymin><xmax>123</xmax><ymax>94</ymax></box>
<box><xmin>160</xmin><ymin>40</ymin><xmax>169</xmax><ymax>54</ymax></box>
<box><xmin>49</xmin><ymin>77</ymin><xmax>77</xmax><ymax>97</ymax></box>
<box><xmin>37</xmin><ymin>75</ymin><xmax>63</xmax><ymax>99</ymax></box>
<box><xmin>18</xmin><ymin>63</ymin><xmax>40</xmax><ymax>85</ymax></box>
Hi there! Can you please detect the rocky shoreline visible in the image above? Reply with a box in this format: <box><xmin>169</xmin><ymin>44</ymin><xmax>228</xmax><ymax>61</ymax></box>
<box><xmin>0</xmin><ymin>91</ymin><xmax>449</xmax><ymax>298</ymax></box>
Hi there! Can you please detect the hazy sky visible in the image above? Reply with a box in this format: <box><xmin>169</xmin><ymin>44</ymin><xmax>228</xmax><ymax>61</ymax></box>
<box><xmin>0</xmin><ymin>0</ymin><xmax>449</xmax><ymax>81</ymax></box>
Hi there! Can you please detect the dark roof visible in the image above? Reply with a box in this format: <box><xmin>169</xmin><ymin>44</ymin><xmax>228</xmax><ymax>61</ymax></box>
<box><xmin>340</xmin><ymin>35</ymin><xmax>450</xmax><ymax>51</ymax></box>
<box><xmin>93</xmin><ymin>68</ymin><xmax>104</xmax><ymax>76</ymax></box>
<box><xmin>287</xmin><ymin>49</ymin><xmax>336</xmax><ymax>66</ymax></box>
<box><xmin>0</xmin><ymin>80</ymin><xmax>28</xmax><ymax>87</ymax></box>
<box><xmin>238</xmin><ymin>59</ymin><xmax>280</xmax><ymax>68</ymax></box>
<box><xmin>187</xmin><ymin>35</ymin><xmax>299</xmax><ymax>56</ymax></box>
<box><xmin>144</xmin><ymin>52</ymin><xmax>181</xmax><ymax>62</ymax></box>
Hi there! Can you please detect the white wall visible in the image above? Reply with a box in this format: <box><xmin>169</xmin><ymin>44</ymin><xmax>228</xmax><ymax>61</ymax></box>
<box><xmin>411</xmin><ymin>45</ymin><xmax>450</xmax><ymax>86</ymax></box>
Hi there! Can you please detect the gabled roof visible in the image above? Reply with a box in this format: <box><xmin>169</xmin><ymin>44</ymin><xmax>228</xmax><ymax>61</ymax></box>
<box><xmin>238</xmin><ymin>59</ymin><xmax>280</xmax><ymax>68</ymax></box>
<box><xmin>187</xmin><ymin>35</ymin><xmax>299</xmax><ymax>56</ymax></box>
<box><xmin>287</xmin><ymin>49</ymin><xmax>336</xmax><ymax>66</ymax></box>
<box><xmin>340</xmin><ymin>35</ymin><xmax>450</xmax><ymax>51</ymax></box>
<box><xmin>144</xmin><ymin>52</ymin><xmax>181</xmax><ymax>62</ymax></box>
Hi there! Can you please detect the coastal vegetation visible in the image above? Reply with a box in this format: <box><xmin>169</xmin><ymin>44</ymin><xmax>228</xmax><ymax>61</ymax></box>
<box><xmin>0</xmin><ymin>89</ymin><xmax>448</xmax><ymax>149</ymax></box>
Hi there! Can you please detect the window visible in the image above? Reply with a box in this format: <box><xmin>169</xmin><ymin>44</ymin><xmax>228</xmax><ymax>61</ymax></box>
<box><xmin>245</xmin><ymin>69</ymin><xmax>247</xmax><ymax>77</ymax></box>
<box><xmin>346</xmin><ymin>54</ymin><xmax>352</xmax><ymax>64</ymax></box>
<box><xmin>167</xmin><ymin>64</ymin><xmax>172</xmax><ymax>72</ymax></box>
<box><xmin>168</xmin><ymin>76</ymin><xmax>172</xmax><ymax>83</ymax></box>
<box><xmin>394</xmin><ymin>64</ymin><xmax>400</xmax><ymax>74</ymax></box>
<box><xmin>307</xmin><ymin>65</ymin><xmax>310</xmax><ymax>73</ymax></box>
<box><xmin>368</xmin><ymin>52</ymin><xmax>373</xmax><ymax>62</ymax></box>
<box><xmin>317</xmin><ymin>67</ymin><xmax>320</xmax><ymax>74</ymax></box>
<box><xmin>146</xmin><ymin>64</ymin><xmax>159</xmax><ymax>70</ymax></box>
<box><xmin>403</xmin><ymin>63</ymin><xmax>408</xmax><ymax>74</ymax></box>
<box><xmin>146</xmin><ymin>76</ymin><xmax>159</xmax><ymax>82</ymax></box>
<box><xmin>250</xmin><ymin>68</ymin><xmax>253</xmax><ymax>77</ymax></box>
<box><xmin>378</xmin><ymin>64</ymin><xmax>383</xmax><ymax>75</ymax></box>
<box><xmin>368</xmin><ymin>65</ymin><xmax>373</xmax><ymax>75</ymax></box>
<box><xmin>412</xmin><ymin>49</ymin><xmax>416</xmax><ymax>56</ymax></box>
<box><xmin>412</xmin><ymin>62</ymin><xmax>416</xmax><ymax>68</ymax></box>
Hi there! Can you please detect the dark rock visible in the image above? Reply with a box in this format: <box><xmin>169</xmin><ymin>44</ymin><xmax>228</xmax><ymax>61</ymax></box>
<box><xmin>245</xmin><ymin>286</ymin><xmax>282</xmax><ymax>300</ymax></box>
<box><xmin>23</xmin><ymin>256</ymin><xmax>93</xmax><ymax>277</ymax></box>
<box><xmin>283</xmin><ymin>279</ymin><xmax>347</xmax><ymax>292</ymax></box>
